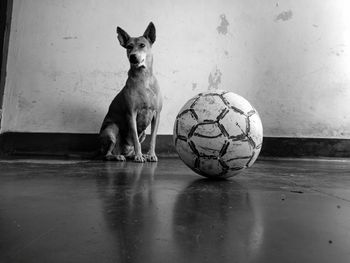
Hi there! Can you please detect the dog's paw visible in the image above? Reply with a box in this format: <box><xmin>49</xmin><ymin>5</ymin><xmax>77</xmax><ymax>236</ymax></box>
<box><xmin>134</xmin><ymin>153</ymin><xmax>146</xmax><ymax>163</ymax></box>
<box><xmin>104</xmin><ymin>154</ymin><xmax>117</xmax><ymax>161</ymax></box>
<box><xmin>115</xmin><ymin>155</ymin><xmax>126</xmax><ymax>162</ymax></box>
<box><xmin>145</xmin><ymin>154</ymin><xmax>158</xmax><ymax>162</ymax></box>
<box><xmin>104</xmin><ymin>154</ymin><xmax>126</xmax><ymax>161</ymax></box>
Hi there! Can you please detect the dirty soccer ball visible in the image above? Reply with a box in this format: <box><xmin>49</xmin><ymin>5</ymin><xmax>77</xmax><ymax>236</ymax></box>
<box><xmin>173</xmin><ymin>90</ymin><xmax>263</xmax><ymax>179</ymax></box>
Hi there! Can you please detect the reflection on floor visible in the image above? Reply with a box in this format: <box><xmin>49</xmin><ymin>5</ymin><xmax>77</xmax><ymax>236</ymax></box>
<box><xmin>1</xmin><ymin>157</ymin><xmax>350</xmax><ymax>263</ymax></box>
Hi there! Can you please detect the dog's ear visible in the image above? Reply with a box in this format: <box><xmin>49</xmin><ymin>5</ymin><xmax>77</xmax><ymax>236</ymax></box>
<box><xmin>116</xmin><ymin>26</ymin><xmax>130</xmax><ymax>48</ymax></box>
<box><xmin>143</xmin><ymin>22</ymin><xmax>156</xmax><ymax>45</ymax></box>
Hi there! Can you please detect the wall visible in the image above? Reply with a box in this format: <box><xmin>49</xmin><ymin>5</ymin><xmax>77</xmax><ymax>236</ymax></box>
<box><xmin>1</xmin><ymin>0</ymin><xmax>350</xmax><ymax>138</ymax></box>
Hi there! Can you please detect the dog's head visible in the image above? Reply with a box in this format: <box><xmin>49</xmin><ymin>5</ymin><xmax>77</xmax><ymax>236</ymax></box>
<box><xmin>117</xmin><ymin>22</ymin><xmax>156</xmax><ymax>69</ymax></box>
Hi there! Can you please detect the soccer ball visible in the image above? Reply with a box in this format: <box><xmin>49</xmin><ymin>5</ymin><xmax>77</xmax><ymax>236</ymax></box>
<box><xmin>173</xmin><ymin>90</ymin><xmax>263</xmax><ymax>179</ymax></box>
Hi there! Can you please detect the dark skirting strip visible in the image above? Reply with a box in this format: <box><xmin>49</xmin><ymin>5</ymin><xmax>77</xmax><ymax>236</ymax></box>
<box><xmin>0</xmin><ymin>132</ymin><xmax>350</xmax><ymax>158</ymax></box>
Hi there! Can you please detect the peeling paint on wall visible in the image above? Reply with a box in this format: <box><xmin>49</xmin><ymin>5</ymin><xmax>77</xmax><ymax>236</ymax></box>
<box><xmin>330</xmin><ymin>48</ymin><xmax>345</xmax><ymax>57</ymax></box>
<box><xmin>18</xmin><ymin>96</ymin><xmax>35</xmax><ymax>110</ymax></box>
<box><xmin>217</xmin><ymin>14</ymin><xmax>229</xmax><ymax>35</ymax></box>
<box><xmin>208</xmin><ymin>67</ymin><xmax>222</xmax><ymax>90</ymax></box>
<box><xmin>62</xmin><ymin>36</ymin><xmax>78</xmax><ymax>40</ymax></box>
<box><xmin>275</xmin><ymin>10</ymin><xmax>293</xmax><ymax>22</ymax></box>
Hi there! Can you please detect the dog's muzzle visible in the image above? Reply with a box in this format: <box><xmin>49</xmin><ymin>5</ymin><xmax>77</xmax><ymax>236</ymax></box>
<box><xmin>129</xmin><ymin>54</ymin><xmax>146</xmax><ymax>68</ymax></box>
<box><xmin>129</xmin><ymin>54</ymin><xmax>139</xmax><ymax>64</ymax></box>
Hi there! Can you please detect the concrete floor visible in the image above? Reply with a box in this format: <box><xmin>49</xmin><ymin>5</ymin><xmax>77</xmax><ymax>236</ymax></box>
<box><xmin>0</xmin><ymin>158</ymin><xmax>350</xmax><ymax>263</ymax></box>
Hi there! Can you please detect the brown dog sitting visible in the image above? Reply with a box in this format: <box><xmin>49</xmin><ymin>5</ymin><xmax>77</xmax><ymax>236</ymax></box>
<box><xmin>99</xmin><ymin>22</ymin><xmax>162</xmax><ymax>162</ymax></box>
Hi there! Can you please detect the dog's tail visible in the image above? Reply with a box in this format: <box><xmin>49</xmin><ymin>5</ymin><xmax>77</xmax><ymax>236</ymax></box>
<box><xmin>139</xmin><ymin>131</ymin><xmax>146</xmax><ymax>143</ymax></box>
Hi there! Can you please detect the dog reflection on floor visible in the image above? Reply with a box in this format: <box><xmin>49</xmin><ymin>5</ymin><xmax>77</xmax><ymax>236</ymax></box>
<box><xmin>96</xmin><ymin>162</ymin><xmax>157</xmax><ymax>262</ymax></box>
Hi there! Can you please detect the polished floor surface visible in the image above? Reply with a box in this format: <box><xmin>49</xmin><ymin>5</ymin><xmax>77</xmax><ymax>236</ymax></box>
<box><xmin>0</xmin><ymin>157</ymin><xmax>350</xmax><ymax>263</ymax></box>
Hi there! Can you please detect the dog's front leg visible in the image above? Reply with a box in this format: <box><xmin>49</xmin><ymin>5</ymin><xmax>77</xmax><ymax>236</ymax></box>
<box><xmin>145</xmin><ymin>111</ymin><xmax>160</xmax><ymax>162</ymax></box>
<box><xmin>128</xmin><ymin>113</ymin><xmax>146</xmax><ymax>163</ymax></box>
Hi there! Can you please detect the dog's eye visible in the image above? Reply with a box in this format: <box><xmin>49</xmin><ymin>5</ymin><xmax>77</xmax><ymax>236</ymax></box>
<box><xmin>126</xmin><ymin>45</ymin><xmax>133</xmax><ymax>50</ymax></box>
<box><xmin>139</xmin><ymin>43</ymin><xmax>146</xmax><ymax>48</ymax></box>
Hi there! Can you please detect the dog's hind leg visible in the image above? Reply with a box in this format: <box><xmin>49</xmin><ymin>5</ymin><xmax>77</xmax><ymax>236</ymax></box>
<box><xmin>139</xmin><ymin>130</ymin><xmax>146</xmax><ymax>144</ymax></box>
<box><xmin>100</xmin><ymin>123</ymin><xmax>126</xmax><ymax>161</ymax></box>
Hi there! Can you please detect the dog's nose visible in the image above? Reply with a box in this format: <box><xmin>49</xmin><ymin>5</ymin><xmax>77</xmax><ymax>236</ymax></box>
<box><xmin>129</xmin><ymin>54</ymin><xmax>139</xmax><ymax>64</ymax></box>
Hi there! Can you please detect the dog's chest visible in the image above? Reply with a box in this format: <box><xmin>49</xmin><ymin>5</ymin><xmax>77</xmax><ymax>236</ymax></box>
<box><xmin>132</xmin><ymin>77</ymin><xmax>157</xmax><ymax>108</ymax></box>
<box><xmin>135</xmin><ymin>86</ymin><xmax>157</xmax><ymax>131</ymax></box>
<box><xmin>125</xmin><ymin>73</ymin><xmax>159</xmax><ymax>130</ymax></box>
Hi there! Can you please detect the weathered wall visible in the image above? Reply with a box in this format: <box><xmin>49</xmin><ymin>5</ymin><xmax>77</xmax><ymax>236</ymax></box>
<box><xmin>1</xmin><ymin>0</ymin><xmax>350</xmax><ymax>138</ymax></box>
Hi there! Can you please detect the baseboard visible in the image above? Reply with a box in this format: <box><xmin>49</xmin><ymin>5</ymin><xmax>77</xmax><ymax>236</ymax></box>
<box><xmin>0</xmin><ymin>132</ymin><xmax>175</xmax><ymax>158</ymax></box>
<box><xmin>0</xmin><ymin>132</ymin><xmax>100</xmax><ymax>158</ymax></box>
<box><xmin>261</xmin><ymin>137</ymin><xmax>350</xmax><ymax>158</ymax></box>
<box><xmin>0</xmin><ymin>132</ymin><xmax>350</xmax><ymax>158</ymax></box>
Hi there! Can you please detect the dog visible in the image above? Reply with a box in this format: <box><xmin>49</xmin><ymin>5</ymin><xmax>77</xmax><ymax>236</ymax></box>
<box><xmin>99</xmin><ymin>22</ymin><xmax>162</xmax><ymax>163</ymax></box>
